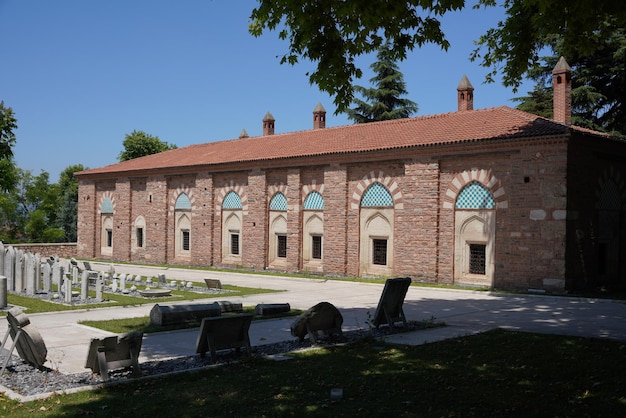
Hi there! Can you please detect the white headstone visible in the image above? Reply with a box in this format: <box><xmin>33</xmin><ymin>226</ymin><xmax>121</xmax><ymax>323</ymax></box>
<box><xmin>24</xmin><ymin>252</ymin><xmax>36</xmax><ymax>295</ymax></box>
<box><xmin>42</xmin><ymin>263</ymin><xmax>52</xmax><ymax>293</ymax></box>
<box><xmin>14</xmin><ymin>249</ymin><xmax>24</xmax><ymax>292</ymax></box>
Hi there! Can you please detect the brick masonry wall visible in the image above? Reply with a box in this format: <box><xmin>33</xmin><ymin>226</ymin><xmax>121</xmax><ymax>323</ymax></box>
<box><xmin>12</xmin><ymin>243</ymin><xmax>77</xmax><ymax>259</ymax></box>
<box><xmin>77</xmin><ymin>136</ymin><xmax>589</xmax><ymax>290</ymax></box>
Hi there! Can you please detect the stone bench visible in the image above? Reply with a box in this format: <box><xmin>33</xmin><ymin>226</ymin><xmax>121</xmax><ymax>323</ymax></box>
<box><xmin>85</xmin><ymin>331</ymin><xmax>143</xmax><ymax>381</ymax></box>
<box><xmin>204</xmin><ymin>278</ymin><xmax>222</xmax><ymax>290</ymax></box>
<box><xmin>195</xmin><ymin>314</ymin><xmax>253</xmax><ymax>361</ymax></box>
<box><xmin>254</xmin><ymin>303</ymin><xmax>291</xmax><ymax>316</ymax></box>
<box><xmin>149</xmin><ymin>303</ymin><xmax>222</xmax><ymax>327</ymax></box>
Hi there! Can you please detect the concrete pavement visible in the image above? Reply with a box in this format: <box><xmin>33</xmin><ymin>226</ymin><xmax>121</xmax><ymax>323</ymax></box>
<box><xmin>3</xmin><ymin>262</ymin><xmax>626</xmax><ymax>376</ymax></box>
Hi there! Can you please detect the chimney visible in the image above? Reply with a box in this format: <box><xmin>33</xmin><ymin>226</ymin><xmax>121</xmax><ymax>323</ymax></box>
<box><xmin>457</xmin><ymin>75</ymin><xmax>474</xmax><ymax>111</ymax></box>
<box><xmin>263</xmin><ymin>112</ymin><xmax>275</xmax><ymax>135</ymax></box>
<box><xmin>552</xmin><ymin>56</ymin><xmax>572</xmax><ymax>125</ymax></box>
<box><xmin>239</xmin><ymin>129</ymin><xmax>249</xmax><ymax>139</ymax></box>
<box><xmin>313</xmin><ymin>102</ymin><xmax>326</xmax><ymax>129</ymax></box>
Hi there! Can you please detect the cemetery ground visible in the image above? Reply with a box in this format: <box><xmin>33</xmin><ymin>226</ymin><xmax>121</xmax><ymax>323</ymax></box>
<box><xmin>2</xmin><ymin>284</ymin><xmax>626</xmax><ymax>417</ymax></box>
<box><xmin>0</xmin><ymin>329</ymin><xmax>624</xmax><ymax>417</ymax></box>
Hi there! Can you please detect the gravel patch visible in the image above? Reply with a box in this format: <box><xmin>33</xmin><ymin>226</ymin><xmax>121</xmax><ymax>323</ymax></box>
<box><xmin>0</xmin><ymin>325</ymin><xmax>421</xmax><ymax>399</ymax></box>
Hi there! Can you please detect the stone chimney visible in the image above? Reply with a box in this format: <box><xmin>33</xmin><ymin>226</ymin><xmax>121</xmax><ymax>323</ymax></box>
<box><xmin>239</xmin><ymin>129</ymin><xmax>249</xmax><ymax>139</ymax></box>
<box><xmin>263</xmin><ymin>112</ymin><xmax>275</xmax><ymax>136</ymax></box>
<box><xmin>313</xmin><ymin>102</ymin><xmax>326</xmax><ymax>129</ymax></box>
<box><xmin>552</xmin><ymin>56</ymin><xmax>572</xmax><ymax>125</ymax></box>
<box><xmin>457</xmin><ymin>75</ymin><xmax>474</xmax><ymax>111</ymax></box>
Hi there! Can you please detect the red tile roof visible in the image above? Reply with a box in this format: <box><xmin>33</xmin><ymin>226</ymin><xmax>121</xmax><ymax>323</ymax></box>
<box><xmin>75</xmin><ymin>106</ymin><xmax>609</xmax><ymax>178</ymax></box>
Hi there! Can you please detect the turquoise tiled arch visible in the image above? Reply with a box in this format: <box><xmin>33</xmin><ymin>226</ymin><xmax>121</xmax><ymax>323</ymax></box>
<box><xmin>222</xmin><ymin>191</ymin><xmax>242</xmax><ymax>209</ymax></box>
<box><xmin>101</xmin><ymin>198</ymin><xmax>113</xmax><ymax>214</ymax></box>
<box><xmin>361</xmin><ymin>183</ymin><xmax>393</xmax><ymax>207</ymax></box>
<box><xmin>303</xmin><ymin>191</ymin><xmax>324</xmax><ymax>210</ymax></box>
<box><xmin>175</xmin><ymin>193</ymin><xmax>192</xmax><ymax>210</ymax></box>
<box><xmin>455</xmin><ymin>181</ymin><xmax>495</xmax><ymax>209</ymax></box>
<box><xmin>269</xmin><ymin>192</ymin><xmax>287</xmax><ymax>211</ymax></box>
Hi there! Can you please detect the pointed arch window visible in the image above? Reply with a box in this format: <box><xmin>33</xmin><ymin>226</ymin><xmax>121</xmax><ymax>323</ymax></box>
<box><xmin>361</xmin><ymin>183</ymin><xmax>393</xmax><ymax>207</ymax></box>
<box><xmin>455</xmin><ymin>181</ymin><xmax>495</xmax><ymax>209</ymax></box>
<box><xmin>175</xmin><ymin>193</ymin><xmax>192</xmax><ymax>256</ymax></box>
<box><xmin>222</xmin><ymin>191</ymin><xmax>243</xmax><ymax>262</ymax></box>
<box><xmin>303</xmin><ymin>191</ymin><xmax>324</xmax><ymax>268</ymax></box>
<box><xmin>269</xmin><ymin>192</ymin><xmax>287</xmax><ymax>211</ymax></box>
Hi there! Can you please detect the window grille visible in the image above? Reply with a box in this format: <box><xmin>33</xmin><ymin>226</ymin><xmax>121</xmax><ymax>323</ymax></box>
<box><xmin>469</xmin><ymin>244</ymin><xmax>486</xmax><ymax>274</ymax></box>
<box><xmin>223</xmin><ymin>191</ymin><xmax>242</xmax><ymax>209</ymax></box>
<box><xmin>311</xmin><ymin>235</ymin><xmax>322</xmax><ymax>259</ymax></box>
<box><xmin>372</xmin><ymin>239</ymin><xmax>387</xmax><ymax>265</ymax></box>
<box><xmin>361</xmin><ymin>183</ymin><xmax>393</xmax><ymax>207</ymax></box>
<box><xmin>270</xmin><ymin>193</ymin><xmax>287</xmax><ymax>211</ymax></box>
<box><xmin>182</xmin><ymin>230</ymin><xmax>190</xmax><ymax>251</ymax></box>
<box><xmin>106</xmin><ymin>230</ymin><xmax>113</xmax><ymax>247</ymax></box>
<box><xmin>101</xmin><ymin>198</ymin><xmax>113</xmax><ymax>214</ymax></box>
<box><xmin>277</xmin><ymin>235</ymin><xmax>287</xmax><ymax>258</ymax></box>
<box><xmin>303</xmin><ymin>191</ymin><xmax>324</xmax><ymax>210</ymax></box>
<box><xmin>455</xmin><ymin>181</ymin><xmax>495</xmax><ymax>209</ymax></box>
<box><xmin>136</xmin><ymin>228</ymin><xmax>144</xmax><ymax>248</ymax></box>
<box><xmin>175</xmin><ymin>193</ymin><xmax>192</xmax><ymax>210</ymax></box>
<box><xmin>230</xmin><ymin>233</ymin><xmax>240</xmax><ymax>255</ymax></box>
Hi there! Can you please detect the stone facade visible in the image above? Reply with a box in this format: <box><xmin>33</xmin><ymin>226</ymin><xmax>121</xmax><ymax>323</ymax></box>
<box><xmin>75</xmin><ymin>66</ymin><xmax>626</xmax><ymax>292</ymax></box>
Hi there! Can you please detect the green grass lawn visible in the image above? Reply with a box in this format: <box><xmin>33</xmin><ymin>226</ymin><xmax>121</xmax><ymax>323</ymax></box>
<box><xmin>2</xmin><ymin>284</ymin><xmax>281</xmax><ymax>315</ymax></box>
<box><xmin>2</xmin><ymin>329</ymin><xmax>625</xmax><ymax>417</ymax></box>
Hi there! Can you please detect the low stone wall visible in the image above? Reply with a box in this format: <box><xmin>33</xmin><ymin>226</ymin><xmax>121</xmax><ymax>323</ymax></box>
<box><xmin>10</xmin><ymin>243</ymin><xmax>77</xmax><ymax>259</ymax></box>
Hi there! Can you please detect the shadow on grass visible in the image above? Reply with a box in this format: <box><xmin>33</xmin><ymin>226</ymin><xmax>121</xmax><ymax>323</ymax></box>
<box><xmin>8</xmin><ymin>330</ymin><xmax>626</xmax><ymax>417</ymax></box>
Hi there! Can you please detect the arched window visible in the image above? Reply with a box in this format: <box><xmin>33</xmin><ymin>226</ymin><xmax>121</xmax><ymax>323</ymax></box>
<box><xmin>303</xmin><ymin>191</ymin><xmax>324</xmax><ymax>210</ymax></box>
<box><xmin>455</xmin><ymin>181</ymin><xmax>495</xmax><ymax>209</ymax></box>
<box><xmin>268</xmin><ymin>192</ymin><xmax>288</xmax><ymax>268</ymax></box>
<box><xmin>100</xmin><ymin>198</ymin><xmax>114</xmax><ymax>256</ymax></box>
<box><xmin>133</xmin><ymin>216</ymin><xmax>146</xmax><ymax>250</ymax></box>
<box><xmin>359</xmin><ymin>183</ymin><xmax>394</xmax><ymax>276</ymax></box>
<box><xmin>361</xmin><ymin>183</ymin><xmax>393</xmax><ymax>207</ymax></box>
<box><xmin>454</xmin><ymin>181</ymin><xmax>495</xmax><ymax>286</ymax></box>
<box><xmin>175</xmin><ymin>193</ymin><xmax>191</xmax><ymax>257</ymax></box>
<box><xmin>222</xmin><ymin>191</ymin><xmax>243</xmax><ymax>262</ymax></box>
<box><xmin>303</xmin><ymin>191</ymin><xmax>324</xmax><ymax>270</ymax></box>
<box><xmin>269</xmin><ymin>192</ymin><xmax>287</xmax><ymax>211</ymax></box>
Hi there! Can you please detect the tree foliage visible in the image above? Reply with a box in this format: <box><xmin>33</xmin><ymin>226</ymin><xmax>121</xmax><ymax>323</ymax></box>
<box><xmin>472</xmin><ymin>0</ymin><xmax>626</xmax><ymax>91</ymax></box>
<box><xmin>0</xmin><ymin>165</ymin><xmax>83</xmax><ymax>243</ymax></box>
<box><xmin>119</xmin><ymin>130</ymin><xmax>177</xmax><ymax>162</ymax></box>
<box><xmin>347</xmin><ymin>44</ymin><xmax>418</xmax><ymax>123</ymax></box>
<box><xmin>56</xmin><ymin>164</ymin><xmax>86</xmax><ymax>242</ymax></box>
<box><xmin>0</xmin><ymin>101</ymin><xmax>18</xmax><ymax>192</ymax></box>
<box><xmin>513</xmin><ymin>25</ymin><xmax>625</xmax><ymax>135</ymax></box>
<box><xmin>249</xmin><ymin>0</ymin><xmax>464</xmax><ymax>113</ymax></box>
<box><xmin>249</xmin><ymin>0</ymin><xmax>625</xmax><ymax>113</ymax></box>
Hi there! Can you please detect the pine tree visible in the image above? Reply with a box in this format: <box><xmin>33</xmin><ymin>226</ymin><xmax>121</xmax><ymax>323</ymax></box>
<box><xmin>347</xmin><ymin>44</ymin><xmax>418</xmax><ymax>123</ymax></box>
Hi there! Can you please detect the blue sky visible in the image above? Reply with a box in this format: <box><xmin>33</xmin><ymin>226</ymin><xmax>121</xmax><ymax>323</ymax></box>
<box><xmin>1</xmin><ymin>1</ymin><xmax>533</xmax><ymax>182</ymax></box>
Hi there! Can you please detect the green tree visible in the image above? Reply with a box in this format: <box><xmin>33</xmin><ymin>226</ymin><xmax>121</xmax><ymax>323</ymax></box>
<box><xmin>0</xmin><ymin>101</ymin><xmax>18</xmax><ymax>192</ymax></box>
<box><xmin>4</xmin><ymin>169</ymin><xmax>65</xmax><ymax>243</ymax></box>
<box><xmin>249</xmin><ymin>0</ymin><xmax>625</xmax><ymax>113</ymax></box>
<box><xmin>56</xmin><ymin>164</ymin><xmax>86</xmax><ymax>242</ymax></box>
<box><xmin>347</xmin><ymin>44</ymin><xmax>418</xmax><ymax>123</ymax></box>
<box><xmin>472</xmin><ymin>0</ymin><xmax>626</xmax><ymax>90</ymax></box>
<box><xmin>119</xmin><ymin>130</ymin><xmax>177</xmax><ymax>162</ymax></box>
<box><xmin>513</xmin><ymin>25</ymin><xmax>625</xmax><ymax>135</ymax></box>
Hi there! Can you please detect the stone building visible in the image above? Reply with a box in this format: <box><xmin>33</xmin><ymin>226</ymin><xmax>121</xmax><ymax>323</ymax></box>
<box><xmin>75</xmin><ymin>58</ymin><xmax>626</xmax><ymax>292</ymax></box>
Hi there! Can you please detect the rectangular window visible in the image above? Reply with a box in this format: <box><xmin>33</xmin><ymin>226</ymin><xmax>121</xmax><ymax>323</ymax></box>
<box><xmin>106</xmin><ymin>230</ymin><xmax>113</xmax><ymax>247</ymax></box>
<box><xmin>182</xmin><ymin>230</ymin><xmax>190</xmax><ymax>251</ymax></box>
<box><xmin>311</xmin><ymin>235</ymin><xmax>322</xmax><ymax>259</ymax></box>
<box><xmin>230</xmin><ymin>232</ymin><xmax>240</xmax><ymax>255</ymax></box>
<box><xmin>469</xmin><ymin>244</ymin><xmax>486</xmax><ymax>275</ymax></box>
<box><xmin>277</xmin><ymin>234</ymin><xmax>287</xmax><ymax>258</ymax></box>
<box><xmin>372</xmin><ymin>239</ymin><xmax>387</xmax><ymax>265</ymax></box>
<box><xmin>136</xmin><ymin>228</ymin><xmax>144</xmax><ymax>248</ymax></box>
